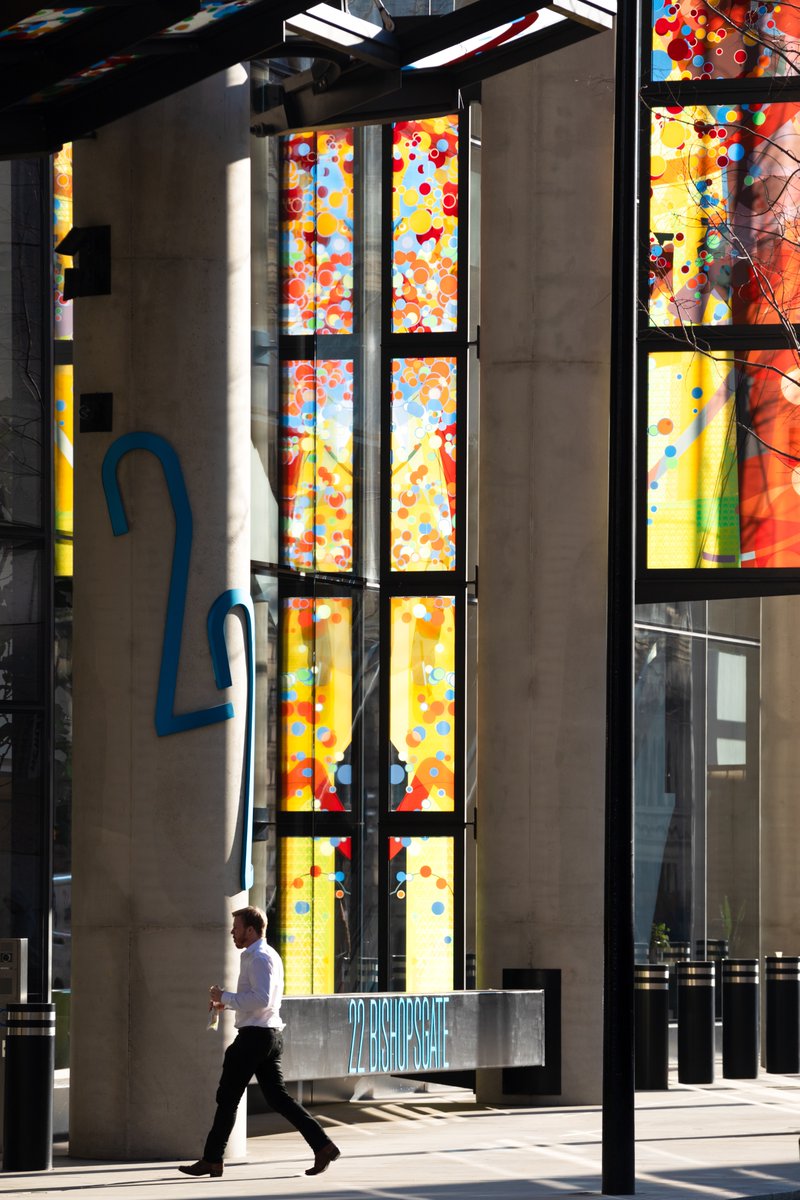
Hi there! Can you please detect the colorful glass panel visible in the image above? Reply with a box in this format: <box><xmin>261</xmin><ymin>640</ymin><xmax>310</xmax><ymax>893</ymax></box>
<box><xmin>281</xmin><ymin>130</ymin><xmax>354</xmax><ymax>336</ymax></box>
<box><xmin>652</xmin><ymin>0</ymin><xmax>800</xmax><ymax>82</ymax></box>
<box><xmin>281</xmin><ymin>359</ymin><xmax>354</xmax><ymax>572</ymax></box>
<box><xmin>280</xmin><ymin>836</ymin><xmax>352</xmax><ymax>995</ymax></box>
<box><xmin>54</xmin><ymin>144</ymin><xmax>73</xmax><ymax>341</ymax></box>
<box><xmin>392</xmin><ymin>116</ymin><xmax>458</xmax><ymax>333</ymax></box>
<box><xmin>650</xmin><ymin>103</ymin><xmax>800</xmax><ymax>327</ymax></box>
<box><xmin>389</xmin><ymin>597</ymin><xmax>455</xmax><ymax>812</ymax></box>
<box><xmin>0</xmin><ymin>8</ymin><xmax>90</xmax><ymax>40</ymax></box>
<box><xmin>54</xmin><ymin>366</ymin><xmax>74</xmax><ymax>578</ymax></box>
<box><xmin>388</xmin><ymin>836</ymin><xmax>454</xmax><ymax>992</ymax></box>
<box><xmin>54</xmin><ymin>144</ymin><xmax>73</xmax><ymax>579</ymax></box>
<box><xmin>161</xmin><ymin>1</ymin><xmax>261</xmax><ymax>34</ymax></box>
<box><xmin>647</xmin><ymin>349</ymin><xmax>800</xmax><ymax>568</ymax></box>
<box><xmin>281</xmin><ymin>597</ymin><xmax>352</xmax><ymax>812</ymax></box>
<box><xmin>391</xmin><ymin>357</ymin><xmax>457</xmax><ymax>571</ymax></box>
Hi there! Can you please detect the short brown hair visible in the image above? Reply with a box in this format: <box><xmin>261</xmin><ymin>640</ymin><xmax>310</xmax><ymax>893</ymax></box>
<box><xmin>232</xmin><ymin>905</ymin><xmax>267</xmax><ymax>936</ymax></box>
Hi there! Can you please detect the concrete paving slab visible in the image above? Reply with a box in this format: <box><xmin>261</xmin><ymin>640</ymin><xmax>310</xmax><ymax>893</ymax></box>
<box><xmin>2</xmin><ymin>1071</ymin><xmax>800</xmax><ymax>1199</ymax></box>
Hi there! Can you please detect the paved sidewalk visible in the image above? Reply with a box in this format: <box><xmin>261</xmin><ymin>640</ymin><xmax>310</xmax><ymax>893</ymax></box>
<box><xmin>2</xmin><ymin>1072</ymin><xmax>800</xmax><ymax>1198</ymax></box>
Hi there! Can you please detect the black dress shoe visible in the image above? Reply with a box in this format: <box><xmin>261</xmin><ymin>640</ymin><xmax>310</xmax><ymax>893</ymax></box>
<box><xmin>306</xmin><ymin>1140</ymin><xmax>341</xmax><ymax>1176</ymax></box>
<box><xmin>178</xmin><ymin>1159</ymin><xmax>223</xmax><ymax>1178</ymax></box>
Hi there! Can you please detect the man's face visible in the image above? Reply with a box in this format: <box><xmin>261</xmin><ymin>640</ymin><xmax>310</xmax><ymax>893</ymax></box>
<box><xmin>231</xmin><ymin>916</ymin><xmax>250</xmax><ymax>948</ymax></box>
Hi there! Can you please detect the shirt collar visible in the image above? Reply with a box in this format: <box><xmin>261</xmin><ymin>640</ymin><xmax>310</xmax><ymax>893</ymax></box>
<box><xmin>242</xmin><ymin>937</ymin><xmax>265</xmax><ymax>955</ymax></box>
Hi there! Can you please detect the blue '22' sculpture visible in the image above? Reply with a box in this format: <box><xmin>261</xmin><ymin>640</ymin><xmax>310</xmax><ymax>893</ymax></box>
<box><xmin>102</xmin><ymin>432</ymin><xmax>255</xmax><ymax>890</ymax></box>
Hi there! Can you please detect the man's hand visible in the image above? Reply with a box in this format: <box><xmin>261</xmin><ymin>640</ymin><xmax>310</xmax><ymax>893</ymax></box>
<box><xmin>209</xmin><ymin>985</ymin><xmax>224</xmax><ymax>1005</ymax></box>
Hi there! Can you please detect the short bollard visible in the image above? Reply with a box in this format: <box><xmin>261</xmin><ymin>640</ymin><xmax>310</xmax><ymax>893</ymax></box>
<box><xmin>634</xmin><ymin>964</ymin><xmax>669</xmax><ymax>1090</ymax></box>
<box><xmin>2</xmin><ymin>1003</ymin><xmax>55</xmax><ymax>1171</ymax></box>
<box><xmin>722</xmin><ymin>959</ymin><xmax>759</xmax><ymax>1079</ymax></box>
<box><xmin>677</xmin><ymin>961</ymin><xmax>715</xmax><ymax>1084</ymax></box>
<box><xmin>766</xmin><ymin>956</ymin><xmax>800</xmax><ymax>1074</ymax></box>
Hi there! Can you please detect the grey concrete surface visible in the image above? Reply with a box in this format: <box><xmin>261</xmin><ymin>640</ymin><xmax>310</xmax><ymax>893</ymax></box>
<box><xmin>3</xmin><ymin>1071</ymin><xmax>800</xmax><ymax>1198</ymax></box>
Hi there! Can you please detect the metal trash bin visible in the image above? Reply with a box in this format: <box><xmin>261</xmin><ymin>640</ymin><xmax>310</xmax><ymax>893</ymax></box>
<box><xmin>634</xmin><ymin>963</ymin><xmax>669</xmax><ymax>1090</ymax></box>
<box><xmin>765</xmin><ymin>955</ymin><xmax>800</xmax><ymax>1074</ymax></box>
<box><xmin>2</xmin><ymin>1002</ymin><xmax>55</xmax><ymax>1171</ymax></box>
<box><xmin>677</xmin><ymin>961</ymin><xmax>715</xmax><ymax>1084</ymax></box>
<box><xmin>722</xmin><ymin>959</ymin><xmax>759</xmax><ymax>1079</ymax></box>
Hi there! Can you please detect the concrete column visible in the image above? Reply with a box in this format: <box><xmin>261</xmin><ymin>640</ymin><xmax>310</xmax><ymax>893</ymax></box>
<box><xmin>761</xmin><ymin>596</ymin><xmax>800</xmax><ymax>959</ymax></box>
<box><xmin>70</xmin><ymin>67</ymin><xmax>251</xmax><ymax>1159</ymax></box>
<box><xmin>477</xmin><ymin>32</ymin><xmax>615</xmax><ymax>1104</ymax></box>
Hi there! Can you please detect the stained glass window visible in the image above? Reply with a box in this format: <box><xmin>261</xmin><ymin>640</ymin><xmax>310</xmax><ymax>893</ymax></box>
<box><xmin>54</xmin><ymin>144</ymin><xmax>73</xmax><ymax>578</ymax></box>
<box><xmin>648</xmin><ymin>349</ymin><xmax>800</xmax><ymax>569</ymax></box>
<box><xmin>391</xmin><ymin>357</ymin><xmax>457</xmax><ymax>571</ymax></box>
<box><xmin>388</xmin><ymin>836</ymin><xmax>454</xmax><ymax>992</ymax></box>
<box><xmin>389</xmin><ymin>597</ymin><xmax>456</xmax><ymax>812</ymax></box>
<box><xmin>280</xmin><ymin>836</ymin><xmax>353</xmax><ymax>995</ymax></box>
<box><xmin>161</xmin><ymin>1</ymin><xmax>261</xmax><ymax>35</ymax></box>
<box><xmin>0</xmin><ymin>9</ymin><xmax>90</xmax><ymax>40</ymax></box>
<box><xmin>651</xmin><ymin>0</ymin><xmax>800</xmax><ymax>83</ymax></box>
<box><xmin>392</xmin><ymin>116</ymin><xmax>459</xmax><ymax>333</ymax></box>
<box><xmin>650</xmin><ymin>103</ymin><xmax>800</xmax><ymax>327</ymax></box>
<box><xmin>281</xmin><ymin>130</ymin><xmax>354</xmax><ymax>336</ymax></box>
<box><xmin>281</xmin><ymin>597</ymin><xmax>352</xmax><ymax>812</ymax></box>
<box><xmin>281</xmin><ymin>359</ymin><xmax>354</xmax><ymax>572</ymax></box>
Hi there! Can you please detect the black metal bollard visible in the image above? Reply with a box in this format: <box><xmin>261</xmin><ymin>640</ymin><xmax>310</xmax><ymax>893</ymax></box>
<box><xmin>677</xmin><ymin>961</ymin><xmax>715</xmax><ymax>1084</ymax></box>
<box><xmin>722</xmin><ymin>959</ymin><xmax>759</xmax><ymax>1079</ymax></box>
<box><xmin>634</xmin><ymin>964</ymin><xmax>669</xmax><ymax>1090</ymax></box>
<box><xmin>2</xmin><ymin>1002</ymin><xmax>55</xmax><ymax>1171</ymax></box>
<box><xmin>765</xmin><ymin>956</ymin><xmax>800</xmax><ymax>1074</ymax></box>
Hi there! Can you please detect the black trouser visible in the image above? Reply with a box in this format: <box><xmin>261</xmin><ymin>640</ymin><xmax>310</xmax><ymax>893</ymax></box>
<box><xmin>203</xmin><ymin>1027</ymin><xmax>329</xmax><ymax>1162</ymax></box>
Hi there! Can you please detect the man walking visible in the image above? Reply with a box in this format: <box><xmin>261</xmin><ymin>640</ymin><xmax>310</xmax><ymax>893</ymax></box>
<box><xmin>179</xmin><ymin>905</ymin><xmax>340</xmax><ymax>1179</ymax></box>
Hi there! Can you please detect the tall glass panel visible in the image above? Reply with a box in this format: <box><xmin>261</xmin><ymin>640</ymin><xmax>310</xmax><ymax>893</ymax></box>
<box><xmin>706</xmin><ymin>639</ymin><xmax>760</xmax><ymax>956</ymax></box>
<box><xmin>281</xmin><ymin>359</ymin><xmax>354</xmax><ymax>572</ymax></box>
<box><xmin>281</xmin><ymin>129</ymin><xmax>354</xmax><ymax>336</ymax></box>
<box><xmin>392</xmin><ymin>116</ymin><xmax>459</xmax><ymax>333</ymax></box>
<box><xmin>388</xmin><ymin>835</ymin><xmax>454</xmax><ymax>991</ymax></box>
<box><xmin>281</xmin><ymin>596</ymin><xmax>352</xmax><ymax>812</ymax></box>
<box><xmin>390</xmin><ymin>357</ymin><xmax>457</xmax><ymax>571</ymax></box>
<box><xmin>389</xmin><ymin>596</ymin><xmax>456</xmax><ymax>812</ymax></box>
<box><xmin>280</xmin><ymin>834</ymin><xmax>353</xmax><ymax>994</ymax></box>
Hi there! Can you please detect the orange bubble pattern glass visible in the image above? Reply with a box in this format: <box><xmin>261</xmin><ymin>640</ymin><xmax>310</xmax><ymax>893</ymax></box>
<box><xmin>650</xmin><ymin>103</ymin><xmax>800</xmax><ymax>328</ymax></box>
<box><xmin>281</xmin><ymin>359</ymin><xmax>354</xmax><ymax>572</ymax></box>
<box><xmin>389</xmin><ymin>597</ymin><xmax>456</xmax><ymax>813</ymax></box>
<box><xmin>281</xmin><ymin>597</ymin><xmax>352</xmax><ymax>812</ymax></box>
<box><xmin>391</xmin><ymin>357</ymin><xmax>457</xmax><ymax>571</ymax></box>
<box><xmin>388</xmin><ymin>835</ymin><xmax>454</xmax><ymax>991</ymax></box>
<box><xmin>652</xmin><ymin>0</ymin><xmax>800</xmax><ymax>82</ymax></box>
<box><xmin>392</xmin><ymin>116</ymin><xmax>458</xmax><ymax>333</ymax></box>
<box><xmin>281</xmin><ymin>130</ymin><xmax>354</xmax><ymax>335</ymax></box>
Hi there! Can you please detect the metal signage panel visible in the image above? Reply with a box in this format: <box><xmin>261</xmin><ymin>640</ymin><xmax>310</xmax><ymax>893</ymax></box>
<box><xmin>280</xmin><ymin>988</ymin><xmax>544</xmax><ymax>1081</ymax></box>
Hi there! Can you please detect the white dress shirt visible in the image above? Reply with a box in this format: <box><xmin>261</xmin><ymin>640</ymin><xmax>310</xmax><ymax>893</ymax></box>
<box><xmin>221</xmin><ymin>939</ymin><xmax>285</xmax><ymax>1030</ymax></box>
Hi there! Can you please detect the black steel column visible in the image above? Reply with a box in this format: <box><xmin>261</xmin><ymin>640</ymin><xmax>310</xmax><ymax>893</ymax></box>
<box><xmin>603</xmin><ymin>0</ymin><xmax>640</xmax><ymax>1193</ymax></box>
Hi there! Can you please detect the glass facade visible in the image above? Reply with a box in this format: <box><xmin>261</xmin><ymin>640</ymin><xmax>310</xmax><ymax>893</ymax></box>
<box><xmin>0</xmin><ymin>158</ymin><xmax>53</xmax><ymax>1001</ymax></box>
<box><xmin>250</xmin><ymin>109</ymin><xmax>477</xmax><ymax>995</ymax></box>
<box><xmin>634</xmin><ymin>600</ymin><xmax>760</xmax><ymax>983</ymax></box>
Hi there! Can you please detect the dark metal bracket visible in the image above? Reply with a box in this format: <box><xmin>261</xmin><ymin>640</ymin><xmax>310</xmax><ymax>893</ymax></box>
<box><xmin>55</xmin><ymin>225</ymin><xmax>111</xmax><ymax>299</ymax></box>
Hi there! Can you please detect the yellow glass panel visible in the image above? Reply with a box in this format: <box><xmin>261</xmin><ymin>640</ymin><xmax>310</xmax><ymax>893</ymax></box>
<box><xmin>390</xmin><ymin>835</ymin><xmax>454</xmax><ymax>992</ymax></box>
<box><xmin>281</xmin><ymin>837</ymin><xmax>336</xmax><ymax>995</ymax></box>
<box><xmin>389</xmin><ymin>597</ymin><xmax>455</xmax><ymax>812</ymax></box>
<box><xmin>54</xmin><ymin>364</ymin><xmax>74</xmax><ymax>577</ymax></box>
<box><xmin>282</xmin><ymin>597</ymin><xmax>352</xmax><ymax>811</ymax></box>
<box><xmin>647</xmin><ymin>351</ymin><xmax>740</xmax><ymax>568</ymax></box>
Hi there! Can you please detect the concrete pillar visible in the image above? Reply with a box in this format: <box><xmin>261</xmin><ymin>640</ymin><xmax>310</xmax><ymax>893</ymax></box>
<box><xmin>476</xmin><ymin>32</ymin><xmax>615</xmax><ymax>1104</ymax></box>
<box><xmin>761</xmin><ymin>596</ymin><xmax>800</xmax><ymax>959</ymax></box>
<box><xmin>70</xmin><ymin>67</ymin><xmax>251</xmax><ymax>1159</ymax></box>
